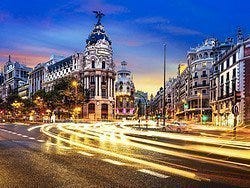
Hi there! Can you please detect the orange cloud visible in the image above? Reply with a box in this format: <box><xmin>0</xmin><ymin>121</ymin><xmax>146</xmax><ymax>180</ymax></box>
<box><xmin>0</xmin><ymin>51</ymin><xmax>49</xmax><ymax>68</ymax></box>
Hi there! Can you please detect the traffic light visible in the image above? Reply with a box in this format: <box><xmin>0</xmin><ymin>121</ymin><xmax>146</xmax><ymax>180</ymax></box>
<box><xmin>234</xmin><ymin>90</ymin><xmax>241</xmax><ymax>103</ymax></box>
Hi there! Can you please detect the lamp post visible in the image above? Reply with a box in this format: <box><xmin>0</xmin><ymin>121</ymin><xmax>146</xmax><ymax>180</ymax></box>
<box><xmin>198</xmin><ymin>92</ymin><xmax>203</xmax><ymax>125</ymax></box>
<box><xmin>72</xmin><ymin>80</ymin><xmax>79</xmax><ymax>120</ymax></box>
<box><xmin>163</xmin><ymin>44</ymin><xmax>166</xmax><ymax>127</ymax></box>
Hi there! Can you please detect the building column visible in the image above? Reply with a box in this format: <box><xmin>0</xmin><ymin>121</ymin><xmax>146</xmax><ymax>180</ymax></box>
<box><xmin>108</xmin><ymin>77</ymin><xmax>110</xmax><ymax>98</ymax></box>
<box><xmin>86</xmin><ymin>76</ymin><xmax>89</xmax><ymax>89</ymax></box>
<box><xmin>95</xmin><ymin>76</ymin><xmax>98</xmax><ymax>97</ymax></box>
<box><xmin>99</xmin><ymin>75</ymin><xmax>101</xmax><ymax>96</ymax></box>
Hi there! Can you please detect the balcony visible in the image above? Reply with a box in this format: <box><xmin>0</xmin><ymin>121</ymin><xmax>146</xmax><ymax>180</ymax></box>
<box><xmin>201</xmin><ymin>74</ymin><xmax>208</xmax><ymax>78</ymax></box>
<box><xmin>193</xmin><ymin>75</ymin><xmax>198</xmax><ymax>79</ymax></box>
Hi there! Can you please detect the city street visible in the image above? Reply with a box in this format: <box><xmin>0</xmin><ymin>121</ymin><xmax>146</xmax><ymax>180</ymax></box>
<box><xmin>0</xmin><ymin>122</ymin><xmax>249</xmax><ymax>187</ymax></box>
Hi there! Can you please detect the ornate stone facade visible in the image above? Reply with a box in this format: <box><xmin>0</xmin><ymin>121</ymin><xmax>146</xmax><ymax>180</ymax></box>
<box><xmin>115</xmin><ymin>61</ymin><xmax>135</xmax><ymax>118</ymax></box>
<box><xmin>82</xmin><ymin>15</ymin><xmax>116</xmax><ymax>120</ymax></box>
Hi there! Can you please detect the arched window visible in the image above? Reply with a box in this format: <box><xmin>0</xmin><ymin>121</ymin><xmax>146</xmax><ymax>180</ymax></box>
<box><xmin>102</xmin><ymin>61</ymin><xmax>105</xmax><ymax>69</ymax></box>
<box><xmin>92</xmin><ymin>60</ymin><xmax>95</xmax><ymax>68</ymax></box>
<box><xmin>210</xmin><ymin>52</ymin><xmax>214</xmax><ymax>58</ymax></box>
<box><xmin>88</xmin><ymin>103</ymin><xmax>95</xmax><ymax>113</ymax></box>
<box><xmin>204</xmin><ymin>52</ymin><xmax>208</xmax><ymax>58</ymax></box>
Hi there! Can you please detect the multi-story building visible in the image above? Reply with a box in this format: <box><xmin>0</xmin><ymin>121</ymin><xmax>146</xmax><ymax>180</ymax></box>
<box><xmin>186</xmin><ymin>38</ymin><xmax>216</xmax><ymax>122</ymax></box>
<box><xmin>82</xmin><ymin>12</ymin><xmax>116</xmax><ymax>120</ymax></box>
<box><xmin>149</xmin><ymin>87</ymin><xmax>163</xmax><ymax>117</ymax></box>
<box><xmin>115</xmin><ymin>61</ymin><xmax>135</xmax><ymax>119</ymax></box>
<box><xmin>43</xmin><ymin>53</ymin><xmax>83</xmax><ymax>92</ymax></box>
<box><xmin>0</xmin><ymin>55</ymin><xmax>32</xmax><ymax>100</ymax></box>
<box><xmin>210</xmin><ymin>30</ymin><xmax>250</xmax><ymax>126</ymax></box>
<box><xmin>135</xmin><ymin>90</ymin><xmax>148</xmax><ymax>117</ymax></box>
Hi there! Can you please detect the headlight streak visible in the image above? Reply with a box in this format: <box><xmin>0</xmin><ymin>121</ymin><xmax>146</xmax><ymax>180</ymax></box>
<box><xmin>51</xmin><ymin>124</ymin><xmax>249</xmax><ymax>172</ymax></box>
<box><xmin>67</xmin><ymin>124</ymin><xmax>250</xmax><ymax>163</ymax></box>
<box><xmin>41</xmin><ymin>124</ymin><xmax>208</xmax><ymax>182</ymax></box>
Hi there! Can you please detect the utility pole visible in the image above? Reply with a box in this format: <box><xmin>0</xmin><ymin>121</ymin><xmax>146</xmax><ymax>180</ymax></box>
<box><xmin>163</xmin><ymin>44</ymin><xmax>166</xmax><ymax>127</ymax></box>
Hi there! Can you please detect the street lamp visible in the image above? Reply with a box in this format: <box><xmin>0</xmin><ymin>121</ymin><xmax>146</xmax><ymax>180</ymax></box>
<box><xmin>71</xmin><ymin>80</ymin><xmax>79</xmax><ymax>120</ymax></box>
<box><xmin>197</xmin><ymin>92</ymin><xmax>203</xmax><ymax>125</ymax></box>
<box><xmin>163</xmin><ymin>44</ymin><xmax>166</xmax><ymax>127</ymax></box>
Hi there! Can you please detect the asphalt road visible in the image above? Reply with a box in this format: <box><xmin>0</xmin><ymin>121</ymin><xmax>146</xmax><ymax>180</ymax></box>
<box><xmin>0</xmin><ymin>123</ymin><xmax>249</xmax><ymax>188</ymax></box>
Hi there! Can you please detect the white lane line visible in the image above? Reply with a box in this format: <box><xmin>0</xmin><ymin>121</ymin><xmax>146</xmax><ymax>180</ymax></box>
<box><xmin>28</xmin><ymin>137</ymin><xmax>35</xmax><ymax>140</ymax></box>
<box><xmin>78</xmin><ymin>151</ymin><xmax>94</xmax><ymax>157</ymax></box>
<box><xmin>102</xmin><ymin>159</ymin><xmax>126</xmax><ymax>166</ymax></box>
<box><xmin>22</xmin><ymin>135</ymin><xmax>28</xmax><ymax>138</ymax></box>
<box><xmin>138</xmin><ymin>169</ymin><xmax>170</xmax><ymax>179</ymax></box>
<box><xmin>37</xmin><ymin>139</ymin><xmax>45</xmax><ymax>143</ymax></box>
<box><xmin>17</xmin><ymin>133</ymin><xmax>22</xmax><ymax>136</ymax></box>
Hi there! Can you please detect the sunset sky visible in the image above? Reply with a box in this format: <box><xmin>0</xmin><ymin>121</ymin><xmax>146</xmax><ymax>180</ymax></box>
<box><xmin>0</xmin><ymin>0</ymin><xmax>249</xmax><ymax>95</ymax></box>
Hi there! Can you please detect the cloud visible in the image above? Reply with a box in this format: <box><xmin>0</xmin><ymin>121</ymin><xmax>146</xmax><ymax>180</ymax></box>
<box><xmin>134</xmin><ymin>16</ymin><xmax>168</xmax><ymax>24</ymax></box>
<box><xmin>159</xmin><ymin>24</ymin><xmax>202</xmax><ymax>35</ymax></box>
<box><xmin>0</xmin><ymin>51</ymin><xmax>49</xmax><ymax>68</ymax></box>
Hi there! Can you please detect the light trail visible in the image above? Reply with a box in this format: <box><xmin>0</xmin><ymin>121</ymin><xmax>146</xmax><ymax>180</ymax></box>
<box><xmin>56</xmin><ymin>124</ymin><xmax>250</xmax><ymax>171</ymax></box>
<box><xmin>66</xmin><ymin>124</ymin><xmax>250</xmax><ymax>162</ymax></box>
<box><xmin>41</xmin><ymin>124</ymin><xmax>208</xmax><ymax>181</ymax></box>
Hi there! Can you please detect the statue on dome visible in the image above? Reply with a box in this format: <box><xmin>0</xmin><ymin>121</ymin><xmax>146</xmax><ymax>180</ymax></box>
<box><xmin>93</xmin><ymin>11</ymin><xmax>105</xmax><ymax>24</ymax></box>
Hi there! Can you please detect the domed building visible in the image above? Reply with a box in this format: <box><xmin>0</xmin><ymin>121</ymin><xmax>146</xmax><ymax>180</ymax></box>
<box><xmin>115</xmin><ymin>61</ymin><xmax>135</xmax><ymax>119</ymax></box>
<box><xmin>82</xmin><ymin>12</ymin><xmax>116</xmax><ymax>120</ymax></box>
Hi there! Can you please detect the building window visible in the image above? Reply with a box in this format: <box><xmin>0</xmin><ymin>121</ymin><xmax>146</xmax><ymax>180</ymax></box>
<box><xmin>102</xmin><ymin>61</ymin><xmax>105</xmax><ymax>69</ymax></box>
<box><xmin>221</xmin><ymin>62</ymin><xmax>224</xmax><ymax>71</ymax></box>
<box><xmin>101</xmin><ymin>89</ymin><xmax>106</xmax><ymax>98</ymax></box>
<box><xmin>202</xmin><ymin>80</ymin><xmax>206</xmax><ymax>86</ymax></box>
<box><xmin>92</xmin><ymin>60</ymin><xmax>95</xmax><ymax>68</ymax></box>
<box><xmin>226</xmin><ymin>72</ymin><xmax>229</xmax><ymax>81</ymax></box>
<box><xmin>226</xmin><ymin>59</ymin><xmax>230</xmax><ymax>68</ymax></box>
<box><xmin>233</xmin><ymin>53</ymin><xmax>236</xmax><ymax>64</ymax></box>
<box><xmin>232</xmin><ymin>81</ymin><xmax>236</xmax><ymax>92</ymax></box>
<box><xmin>194</xmin><ymin>82</ymin><xmax>197</xmax><ymax>86</ymax></box>
<box><xmin>221</xmin><ymin>75</ymin><xmax>224</xmax><ymax>84</ymax></box>
<box><xmin>233</xmin><ymin>68</ymin><xmax>236</xmax><ymax>78</ymax></box>
<box><xmin>194</xmin><ymin>91</ymin><xmax>197</xmax><ymax>95</ymax></box>
<box><xmin>202</xmin><ymin>90</ymin><xmax>206</xmax><ymax>94</ymax></box>
<box><xmin>202</xmin><ymin>62</ymin><xmax>206</xmax><ymax>67</ymax></box>
<box><xmin>90</xmin><ymin>76</ymin><xmax>95</xmax><ymax>84</ymax></box>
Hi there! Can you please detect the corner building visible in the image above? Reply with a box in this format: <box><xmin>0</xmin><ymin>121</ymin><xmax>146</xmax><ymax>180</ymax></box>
<box><xmin>115</xmin><ymin>61</ymin><xmax>135</xmax><ymax>118</ymax></box>
<box><xmin>82</xmin><ymin>17</ymin><xmax>116</xmax><ymax>121</ymax></box>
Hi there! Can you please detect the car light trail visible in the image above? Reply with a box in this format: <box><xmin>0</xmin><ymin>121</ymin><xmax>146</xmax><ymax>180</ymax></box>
<box><xmin>41</xmin><ymin>124</ymin><xmax>207</xmax><ymax>181</ymax></box>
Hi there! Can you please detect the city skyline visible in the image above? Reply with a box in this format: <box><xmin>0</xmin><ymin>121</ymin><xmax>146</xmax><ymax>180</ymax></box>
<box><xmin>1</xmin><ymin>0</ymin><xmax>250</xmax><ymax>95</ymax></box>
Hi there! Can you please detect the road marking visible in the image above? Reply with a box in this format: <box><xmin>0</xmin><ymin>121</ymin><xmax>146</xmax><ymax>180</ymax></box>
<box><xmin>138</xmin><ymin>169</ymin><xmax>170</xmax><ymax>178</ymax></box>
<box><xmin>37</xmin><ymin>139</ymin><xmax>45</xmax><ymax>143</ymax></box>
<box><xmin>22</xmin><ymin>135</ymin><xmax>28</xmax><ymax>138</ymax></box>
<box><xmin>77</xmin><ymin>151</ymin><xmax>94</xmax><ymax>156</ymax></box>
<box><xmin>102</xmin><ymin>159</ymin><xmax>125</xmax><ymax>166</ymax></box>
<box><xmin>28</xmin><ymin>137</ymin><xmax>35</xmax><ymax>140</ymax></box>
<box><xmin>17</xmin><ymin>133</ymin><xmax>22</xmax><ymax>136</ymax></box>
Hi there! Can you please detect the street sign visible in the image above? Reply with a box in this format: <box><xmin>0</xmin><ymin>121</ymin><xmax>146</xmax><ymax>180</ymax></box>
<box><xmin>232</xmin><ymin>105</ymin><xmax>239</xmax><ymax>115</ymax></box>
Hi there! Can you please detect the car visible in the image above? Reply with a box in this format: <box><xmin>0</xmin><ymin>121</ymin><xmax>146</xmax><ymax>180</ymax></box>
<box><xmin>161</xmin><ymin>121</ymin><xmax>188</xmax><ymax>133</ymax></box>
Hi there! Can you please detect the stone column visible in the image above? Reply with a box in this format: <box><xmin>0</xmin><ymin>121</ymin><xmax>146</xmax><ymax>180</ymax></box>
<box><xmin>99</xmin><ymin>75</ymin><xmax>101</xmax><ymax>96</ymax></box>
<box><xmin>95</xmin><ymin>75</ymin><xmax>97</xmax><ymax>96</ymax></box>
<box><xmin>108</xmin><ymin>77</ymin><xmax>111</xmax><ymax>98</ymax></box>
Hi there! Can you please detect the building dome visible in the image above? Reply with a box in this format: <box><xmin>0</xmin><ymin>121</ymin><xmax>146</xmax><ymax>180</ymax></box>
<box><xmin>86</xmin><ymin>22</ymin><xmax>112</xmax><ymax>46</ymax></box>
<box><xmin>115</xmin><ymin>61</ymin><xmax>135</xmax><ymax>95</ymax></box>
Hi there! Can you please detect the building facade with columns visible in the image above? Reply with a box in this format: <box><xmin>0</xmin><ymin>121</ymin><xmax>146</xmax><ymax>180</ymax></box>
<box><xmin>115</xmin><ymin>61</ymin><xmax>135</xmax><ymax>118</ymax></box>
<box><xmin>82</xmin><ymin>14</ymin><xmax>116</xmax><ymax>120</ymax></box>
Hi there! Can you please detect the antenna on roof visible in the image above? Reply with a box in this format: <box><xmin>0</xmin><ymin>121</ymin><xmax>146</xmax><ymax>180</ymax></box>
<box><xmin>8</xmin><ymin>55</ymin><xmax>11</xmax><ymax>62</ymax></box>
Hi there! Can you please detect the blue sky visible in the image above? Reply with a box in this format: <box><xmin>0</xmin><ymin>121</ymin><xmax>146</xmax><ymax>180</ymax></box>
<box><xmin>0</xmin><ymin>0</ymin><xmax>249</xmax><ymax>94</ymax></box>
